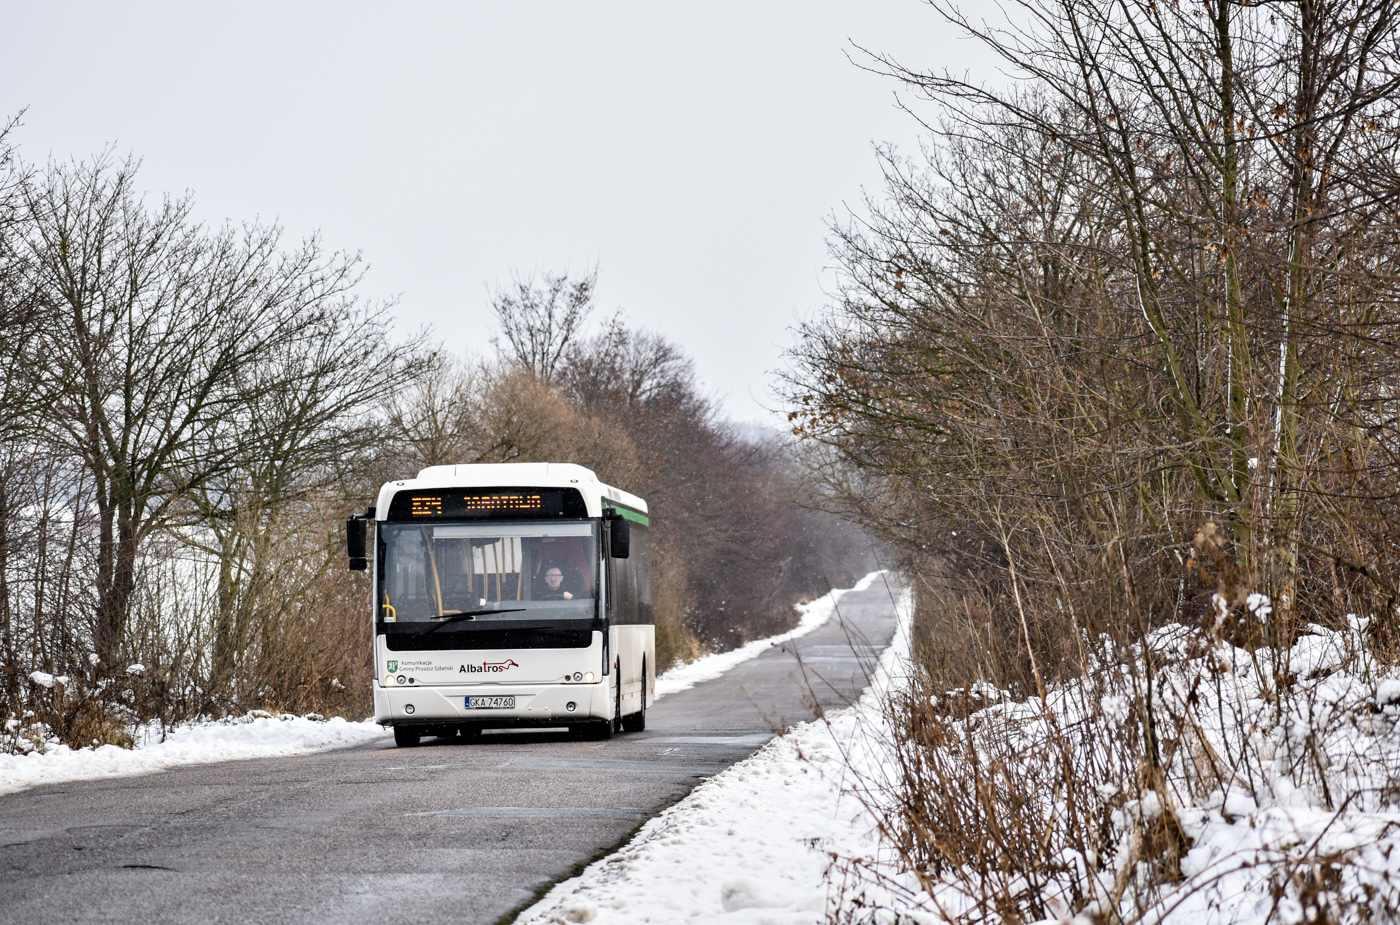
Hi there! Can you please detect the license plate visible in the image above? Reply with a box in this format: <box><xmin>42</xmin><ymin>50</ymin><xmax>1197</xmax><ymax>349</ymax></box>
<box><xmin>465</xmin><ymin>696</ymin><xmax>515</xmax><ymax>709</ymax></box>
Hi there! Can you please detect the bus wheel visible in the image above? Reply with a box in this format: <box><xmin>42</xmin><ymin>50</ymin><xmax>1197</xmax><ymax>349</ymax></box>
<box><xmin>623</xmin><ymin>658</ymin><xmax>647</xmax><ymax>733</ymax></box>
<box><xmin>393</xmin><ymin>726</ymin><xmax>421</xmax><ymax>748</ymax></box>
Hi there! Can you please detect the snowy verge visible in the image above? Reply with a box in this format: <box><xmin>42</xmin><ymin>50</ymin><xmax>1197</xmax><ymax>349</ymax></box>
<box><xmin>516</xmin><ymin>576</ymin><xmax>912</xmax><ymax>925</ymax></box>
<box><xmin>655</xmin><ymin>569</ymin><xmax>891</xmax><ymax>700</ymax></box>
<box><xmin>0</xmin><ymin>713</ymin><xmax>388</xmax><ymax>797</ymax></box>
<box><xmin>842</xmin><ymin>613</ymin><xmax>1400</xmax><ymax>925</ymax></box>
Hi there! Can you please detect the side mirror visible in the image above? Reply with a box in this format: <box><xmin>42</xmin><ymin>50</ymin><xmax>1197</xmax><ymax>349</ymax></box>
<box><xmin>608</xmin><ymin>513</ymin><xmax>630</xmax><ymax>559</ymax></box>
<box><xmin>346</xmin><ymin>517</ymin><xmax>367</xmax><ymax>571</ymax></box>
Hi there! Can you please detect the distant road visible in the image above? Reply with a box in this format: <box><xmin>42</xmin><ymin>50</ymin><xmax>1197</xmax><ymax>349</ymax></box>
<box><xmin>0</xmin><ymin>578</ymin><xmax>901</xmax><ymax>925</ymax></box>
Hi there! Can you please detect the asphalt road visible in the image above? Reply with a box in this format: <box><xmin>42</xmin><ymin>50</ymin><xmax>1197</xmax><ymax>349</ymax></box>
<box><xmin>0</xmin><ymin>577</ymin><xmax>901</xmax><ymax>925</ymax></box>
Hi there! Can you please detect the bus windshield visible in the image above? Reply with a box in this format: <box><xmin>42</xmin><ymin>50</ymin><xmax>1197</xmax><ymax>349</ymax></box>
<box><xmin>378</xmin><ymin>521</ymin><xmax>597</xmax><ymax>623</ymax></box>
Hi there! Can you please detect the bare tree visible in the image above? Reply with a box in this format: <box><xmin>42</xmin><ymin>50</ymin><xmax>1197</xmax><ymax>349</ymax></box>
<box><xmin>182</xmin><ymin>286</ymin><xmax>429</xmax><ymax>703</ymax></box>
<box><xmin>793</xmin><ymin>0</ymin><xmax>1400</xmax><ymax>654</ymax></box>
<box><xmin>0</xmin><ymin>116</ymin><xmax>41</xmax><ymax>715</ymax></box>
<box><xmin>378</xmin><ymin>318</ymin><xmax>871</xmax><ymax>669</ymax></box>
<box><xmin>896</xmin><ymin>0</ymin><xmax>1400</xmax><ymax>613</ymax></box>
<box><xmin>14</xmin><ymin>152</ymin><xmax>422</xmax><ymax>671</ymax></box>
<box><xmin>380</xmin><ymin>355</ymin><xmax>480</xmax><ymax>470</ymax></box>
<box><xmin>558</xmin><ymin>316</ymin><xmax>695</xmax><ymax>414</ymax></box>
<box><xmin>490</xmin><ymin>268</ymin><xmax>597</xmax><ymax>382</ymax></box>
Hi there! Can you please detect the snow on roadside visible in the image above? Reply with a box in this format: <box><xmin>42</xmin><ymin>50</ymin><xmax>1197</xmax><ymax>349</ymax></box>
<box><xmin>843</xmin><ymin>615</ymin><xmax>1400</xmax><ymax>925</ymax></box>
<box><xmin>655</xmin><ymin>569</ymin><xmax>891</xmax><ymax>700</ymax></box>
<box><xmin>517</xmin><ymin>577</ymin><xmax>913</xmax><ymax>925</ymax></box>
<box><xmin>0</xmin><ymin>713</ymin><xmax>389</xmax><ymax>797</ymax></box>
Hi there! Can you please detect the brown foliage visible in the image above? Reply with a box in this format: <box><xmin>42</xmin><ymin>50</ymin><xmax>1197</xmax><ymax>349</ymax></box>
<box><xmin>788</xmin><ymin>0</ymin><xmax>1400</xmax><ymax>685</ymax></box>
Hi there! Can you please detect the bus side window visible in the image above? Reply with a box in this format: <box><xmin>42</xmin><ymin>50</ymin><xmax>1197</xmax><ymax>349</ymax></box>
<box><xmin>633</xmin><ymin>524</ymin><xmax>653</xmax><ymax>623</ymax></box>
<box><xmin>610</xmin><ymin>549</ymin><xmax>640</xmax><ymax>625</ymax></box>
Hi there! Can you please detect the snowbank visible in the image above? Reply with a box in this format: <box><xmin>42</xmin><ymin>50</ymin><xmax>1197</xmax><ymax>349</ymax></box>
<box><xmin>0</xmin><ymin>713</ymin><xmax>389</xmax><ymax>797</ymax></box>
<box><xmin>655</xmin><ymin>569</ymin><xmax>890</xmax><ymax>699</ymax></box>
<box><xmin>1143</xmin><ymin>627</ymin><xmax>1400</xmax><ymax>925</ymax></box>
<box><xmin>846</xmin><ymin>615</ymin><xmax>1400</xmax><ymax>925</ymax></box>
<box><xmin>517</xmin><ymin>578</ymin><xmax>913</xmax><ymax>925</ymax></box>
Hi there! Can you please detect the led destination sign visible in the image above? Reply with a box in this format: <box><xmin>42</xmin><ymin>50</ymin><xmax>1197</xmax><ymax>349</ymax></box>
<box><xmin>386</xmin><ymin>487</ymin><xmax>587</xmax><ymax>521</ymax></box>
<box><xmin>411</xmin><ymin>493</ymin><xmax>540</xmax><ymax>515</ymax></box>
<box><xmin>460</xmin><ymin>493</ymin><xmax>542</xmax><ymax>513</ymax></box>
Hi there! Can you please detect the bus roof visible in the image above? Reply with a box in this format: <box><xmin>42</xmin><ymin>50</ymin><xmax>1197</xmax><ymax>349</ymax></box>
<box><xmin>374</xmin><ymin>462</ymin><xmax>647</xmax><ymax>520</ymax></box>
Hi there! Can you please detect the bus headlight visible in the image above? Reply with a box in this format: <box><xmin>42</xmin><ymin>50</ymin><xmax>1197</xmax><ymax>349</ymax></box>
<box><xmin>385</xmin><ymin>675</ymin><xmax>395</xmax><ymax>686</ymax></box>
<box><xmin>584</xmin><ymin>671</ymin><xmax>595</xmax><ymax>682</ymax></box>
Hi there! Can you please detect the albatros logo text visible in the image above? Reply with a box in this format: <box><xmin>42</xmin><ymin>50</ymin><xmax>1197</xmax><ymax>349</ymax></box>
<box><xmin>460</xmin><ymin>659</ymin><xmax>519</xmax><ymax>674</ymax></box>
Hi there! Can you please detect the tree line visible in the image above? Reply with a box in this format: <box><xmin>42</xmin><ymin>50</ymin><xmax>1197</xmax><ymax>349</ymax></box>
<box><xmin>791</xmin><ymin>0</ymin><xmax>1400</xmax><ymax>688</ymax></box>
<box><xmin>0</xmin><ymin>135</ymin><xmax>869</xmax><ymax>750</ymax></box>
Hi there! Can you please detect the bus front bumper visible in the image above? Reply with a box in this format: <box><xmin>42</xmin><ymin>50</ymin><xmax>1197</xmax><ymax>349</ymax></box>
<box><xmin>373</xmin><ymin>680</ymin><xmax>611</xmax><ymax>727</ymax></box>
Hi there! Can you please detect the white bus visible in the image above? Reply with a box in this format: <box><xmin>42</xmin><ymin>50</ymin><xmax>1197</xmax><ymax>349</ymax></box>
<box><xmin>345</xmin><ymin>462</ymin><xmax>654</xmax><ymax>747</ymax></box>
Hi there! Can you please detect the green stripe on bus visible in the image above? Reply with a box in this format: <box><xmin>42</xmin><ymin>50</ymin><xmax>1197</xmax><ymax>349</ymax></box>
<box><xmin>612</xmin><ymin>506</ymin><xmax>649</xmax><ymax>527</ymax></box>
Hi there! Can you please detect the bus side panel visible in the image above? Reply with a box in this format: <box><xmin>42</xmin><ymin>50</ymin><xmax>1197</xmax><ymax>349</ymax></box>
<box><xmin>638</xmin><ymin>624</ymin><xmax>655</xmax><ymax>710</ymax></box>
<box><xmin>607</xmin><ymin>521</ymin><xmax>653</xmax><ymax>716</ymax></box>
<box><xmin>635</xmin><ymin>522</ymin><xmax>653</xmax><ymax>710</ymax></box>
<box><xmin>612</xmin><ymin>625</ymin><xmax>654</xmax><ymax>715</ymax></box>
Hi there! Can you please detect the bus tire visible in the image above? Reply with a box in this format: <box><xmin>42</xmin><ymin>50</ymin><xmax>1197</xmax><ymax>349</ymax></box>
<box><xmin>623</xmin><ymin>658</ymin><xmax>647</xmax><ymax>733</ymax></box>
<box><xmin>393</xmin><ymin>726</ymin><xmax>421</xmax><ymax>748</ymax></box>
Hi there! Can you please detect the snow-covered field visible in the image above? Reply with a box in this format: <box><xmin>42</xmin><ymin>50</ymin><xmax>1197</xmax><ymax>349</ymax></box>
<box><xmin>517</xmin><ymin>579</ymin><xmax>914</xmax><ymax>925</ymax></box>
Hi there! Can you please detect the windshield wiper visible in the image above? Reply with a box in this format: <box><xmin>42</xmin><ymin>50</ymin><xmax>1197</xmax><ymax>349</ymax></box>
<box><xmin>413</xmin><ymin>608</ymin><xmax>525</xmax><ymax>636</ymax></box>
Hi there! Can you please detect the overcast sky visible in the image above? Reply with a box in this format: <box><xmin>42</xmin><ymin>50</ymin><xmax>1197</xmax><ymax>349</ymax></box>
<box><xmin>2</xmin><ymin>2</ymin><xmax>995</xmax><ymax>426</ymax></box>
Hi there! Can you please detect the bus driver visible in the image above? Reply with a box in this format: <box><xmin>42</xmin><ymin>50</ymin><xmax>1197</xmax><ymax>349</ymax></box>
<box><xmin>538</xmin><ymin>566</ymin><xmax>574</xmax><ymax>601</ymax></box>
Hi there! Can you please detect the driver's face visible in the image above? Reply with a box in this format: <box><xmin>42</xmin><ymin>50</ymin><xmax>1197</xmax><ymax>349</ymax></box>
<box><xmin>545</xmin><ymin>570</ymin><xmax>563</xmax><ymax>586</ymax></box>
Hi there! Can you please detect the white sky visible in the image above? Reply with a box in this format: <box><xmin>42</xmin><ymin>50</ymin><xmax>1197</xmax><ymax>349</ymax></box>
<box><xmin>2</xmin><ymin>2</ymin><xmax>995</xmax><ymax>425</ymax></box>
